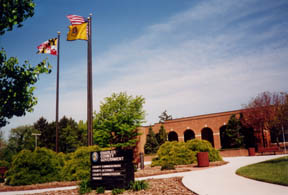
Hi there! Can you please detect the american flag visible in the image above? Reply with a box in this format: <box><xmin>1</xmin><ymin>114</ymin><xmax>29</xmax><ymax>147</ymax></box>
<box><xmin>66</xmin><ymin>15</ymin><xmax>87</xmax><ymax>25</ymax></box>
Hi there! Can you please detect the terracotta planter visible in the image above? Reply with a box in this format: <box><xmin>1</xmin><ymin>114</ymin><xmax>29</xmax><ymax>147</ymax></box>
<box><xmin>248</xmin><ymin>147</ymin><xmax>255</xmax><ymax>156</ymax></box>
<box><xmin>197</xmin><ymin>152</ymin><xmax>209</xmax><ymax>167</ymax></box>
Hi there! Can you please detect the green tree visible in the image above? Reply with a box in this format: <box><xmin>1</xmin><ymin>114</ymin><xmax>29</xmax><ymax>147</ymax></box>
<box><xmin>78</xmin><ymin>120</ymin><xmax>88</xmax><ymax>146</ymax></box>
<box><xmin>222</xmin><ymin>114</ymin><xmax>244</xmax><ymax>148</ymax></box>
<box><xmin>34</xmin><ymin>117</ymin><xmax>55</xmax><ymax>150</ymax></box>
<box><xmin>144</xmin><ymin>126</ymin><xmax>159</xmax><ymax>154</ymax></box>
<box><xmin>58</xmin><ymin>116</ymin><xmax>82</xmax><ymax>153</ymax></box>
<box><xmin>0</xmin><ymin>0</ymin><xmax>51</xmax><ymax>128</ymax></box>
<box><xmin>8</xmin><ymin>125</ymin><xmax>37</xmax><ymax>152</ymax></box>
<box><xmin>0</xmin><ymin>125</ymin><xmax>38</xmax><ymax>163</ymax></box>
<box><xmin>0</xmin><ymin>0</ymin><xmax>35</xmax><ymax>35</ymax></box>
<box><xmin>0</xmin><ymin>50</ymin><xmax>51</xmax><ymax>127</ymax></box>
<box><xmin>156</xmin><ymin>125</ymin><xmax>167</xmax><ymax>146</ymax></box>
<box><xmin>34</xmin><ymin>116</ymin><xmax>86</xmax><ymax>153</ymax></box>
<box><xmin>93</xmin><ymin>92</ymin><xmax>145</xmax><ymax>148</ymax></box>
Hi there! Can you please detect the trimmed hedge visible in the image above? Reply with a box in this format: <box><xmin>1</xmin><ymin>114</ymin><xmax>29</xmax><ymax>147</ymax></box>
<box><xmin>5</xmin><ymin>148</ymin><xmax>63</xmax><ymax>186</ymax></box>
<box><xmin>152</xmin><ymin>140</ymin><xmax>222</xmax><ymax>167</ymax></box>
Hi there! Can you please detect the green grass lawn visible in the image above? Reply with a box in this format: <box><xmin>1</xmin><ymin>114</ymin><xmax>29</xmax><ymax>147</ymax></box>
<box><xmin>236</xmin><ymin>156</ymin><xmax>288</xmax><ymax>186</ymax></box>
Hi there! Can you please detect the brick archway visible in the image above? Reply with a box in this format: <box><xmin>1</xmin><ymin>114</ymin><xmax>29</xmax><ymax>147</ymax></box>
<box><xmin>201</xmin><ymin>127</ymin><xmax>214</xmax><ymax>147</ymax></box>
<box><xmin>168</xmin><ymin>131</ymin><xmax>178</xmax><ymax>141</ymax></box>
<box><xmin>184</xmin><ymin>129</ymin><xmax>195</xmax><ymax>142</ymax></box>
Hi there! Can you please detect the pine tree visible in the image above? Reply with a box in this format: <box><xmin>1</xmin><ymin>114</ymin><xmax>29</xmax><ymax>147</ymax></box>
<box><xmin>156</xmin><ymin>125</ymin><xmax>167</xmax><ymax>146</ymax></box>
<box><xmin>224</xmin><ymin>114</ymin><xmax>244</xmax><ymax>148</ymax></box>
<box><xmin>144</xmin><ymin>126</ymin><xmax>159</xmax><ymax>154</ymax></box>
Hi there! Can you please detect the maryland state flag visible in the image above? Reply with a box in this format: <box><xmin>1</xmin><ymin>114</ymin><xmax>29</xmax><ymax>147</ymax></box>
<box><xmin>67</xmin><ymin>22</ymin><xmax>88</xmax><ymax>41</ymax></box>
<box><xmin>37</xmin><ymin>38</ymin><xmax>58</xmax><ymax>55</ymax></box>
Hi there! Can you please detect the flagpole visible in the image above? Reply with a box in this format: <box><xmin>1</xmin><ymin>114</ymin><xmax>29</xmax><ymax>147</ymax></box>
<box><xmin>56</xmin><ymin>31</ymin><xmax>60</xmax><ymax>152</ymax></box>
<box><xmin>87</xmin><ymin>14</ymin><xmax>93</xmax><ymax>146</ymax></box>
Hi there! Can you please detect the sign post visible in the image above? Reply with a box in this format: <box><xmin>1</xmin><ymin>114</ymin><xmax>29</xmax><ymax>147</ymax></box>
<box><xmin>91</xmin><ymin>149</ymin><xmax>134</xmax><ymax>190</ymax></box>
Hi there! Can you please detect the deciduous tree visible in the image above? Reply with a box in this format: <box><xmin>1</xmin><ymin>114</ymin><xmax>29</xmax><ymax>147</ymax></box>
<box><xmin>0</xmin><ymin>0</ymin><xmax>51</xmax><ymax>128</ymax></box>
<box><xmin>242</xmin><ymin>92</ymin><xmax>279</xmax><ymax>147</ymax></box>
<box><xmin>93</xmin><ymin>92</ymin><xmax>145</xmax><ymax>148</ymax></box>
<box><xmin>0</xmin><ymin>0</ymin><xmax>35</xmax><ymax>35</ymax></box>
<box><xmin>269</xmin><ymin>92</ymin><xmax>288</xmax><ymax>145</ymax></box>
<box><xmin>0</xmin><ymin>50</ymin><xmax>51</xmax><ymax>127</ymax></box>
<box><xmin>7</xmin><ymin>125</ymin><xmax>37</xmax><ymax>153</ymax></box>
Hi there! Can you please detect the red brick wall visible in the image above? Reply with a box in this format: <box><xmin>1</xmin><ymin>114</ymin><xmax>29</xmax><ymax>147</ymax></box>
<box><xmin>137</xmin><ymin>110</ymin><xmax>243</xmax><ymax>153</ymax></box>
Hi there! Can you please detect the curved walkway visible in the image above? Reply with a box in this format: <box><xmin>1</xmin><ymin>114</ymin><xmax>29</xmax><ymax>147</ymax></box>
<box><xmin>182</xmin><ymin>154</ymin><xmax>288</xmax><ymax>195</ymax></box>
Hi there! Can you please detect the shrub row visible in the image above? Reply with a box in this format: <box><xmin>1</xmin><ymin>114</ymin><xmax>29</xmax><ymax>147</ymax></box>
<box><xmin>5</xmin><ymin>145</ymin><xmax>101</xmax><ymax>186</ymax></box>
<box><xmin>152</xmin><ymin>139</ymin><xmax>222</xmax><ymax>168</ymax></box>
<box><xmin>5</xmin><ymin>148</ymin><xmax>62</xmax><ymax>186</ymax></box>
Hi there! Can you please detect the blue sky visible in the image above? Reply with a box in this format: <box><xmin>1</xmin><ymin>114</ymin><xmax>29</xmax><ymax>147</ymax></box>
<box><xmin>1</xmin><ymin>0</ymin><xmax>288</xmax><ymax>138</ymax></box>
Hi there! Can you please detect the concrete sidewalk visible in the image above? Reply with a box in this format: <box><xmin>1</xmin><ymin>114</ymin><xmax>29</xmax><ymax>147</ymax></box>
<box><xmin>182</xmin><ymin>154</ymin><xmax>288</xmax><ymax>195</ymax></box>
<box><xmin>0</xmin><ymin>186</ymin><xmax>77</xmax><ymax>195</ymax></box>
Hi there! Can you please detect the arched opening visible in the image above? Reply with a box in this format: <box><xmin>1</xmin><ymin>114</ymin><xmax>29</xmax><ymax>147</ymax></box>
<box><xmin>184</xmin><ymin>129</ymin><xmax>195</xmax><ymax>142</ymax></box>
<box><xmin>168</xmin><ymin>131</ymin><xmax>178</xmax><ymax>141</ymax></box>
<box><xmin>201</xmin><ymin>127</ymin><xmax>214</xmax><ymax>147</ymax></box>
<box><xmin>220</xmin><ymin>125</ymin><xmax>228</xmax><ymax>149</ymax></box>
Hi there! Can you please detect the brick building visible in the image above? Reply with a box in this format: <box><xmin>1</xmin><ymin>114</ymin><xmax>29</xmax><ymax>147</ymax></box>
<box><xmin>136</xmin><ymin>109</ymin><xmax>276</xmax><ymax>154</ymax></box>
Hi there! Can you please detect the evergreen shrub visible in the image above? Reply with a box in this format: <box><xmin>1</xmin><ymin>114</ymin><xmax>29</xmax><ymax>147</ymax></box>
<box><xmin>61</xmin><ymin>145</ymin><xmax>101</xmax><ymax>181</ymax></box>
<box><xmin>152</xmin><ymin>141</ymin><xmax>196</xmax><ymax>167</ymax></box>
<box><xmin>152</xmin><ymin>140</ymin><xmax>222</xmax><ymax>167</ymax></box>
<box><xmin>160</xmin><ymin>161</ymin><xmax>175</xmax><ymax>170</ymax></box>
<box><xmin>0</xmin><ymin>160</ymin><xmax>9</xmax><ymax>168</ymax></box>
<box><xmin>186</xmin><ymin>139</ymin><xmax>222</xmax><ymax>162</ymax></box>
<box><xmin>5</xmin><ymin>148</ymin><xmax>62</xmax><ymax>186</ymax></box>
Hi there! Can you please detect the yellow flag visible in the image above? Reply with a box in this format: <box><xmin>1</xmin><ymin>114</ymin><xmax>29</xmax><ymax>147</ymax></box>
<box><xmin>67</xmin><ymin>23</ymin><xmax>88</xmax><ymax>41</ymax></box>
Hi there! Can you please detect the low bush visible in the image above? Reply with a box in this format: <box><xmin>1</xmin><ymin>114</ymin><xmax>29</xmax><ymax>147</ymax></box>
<box><xmin>96</xmin><ymin>186</ymin><xmax>105</xmax><ymax>194</ymax></box>
<box><xmin>112</xmin><ymin>188</ymin><xmax>125</xmax><ymax>195</ymax></box>
<box><xmin>78</xmin><ymin>179</ymin><xmax>92</xmax><ymax>194</ymax></box>
<box><xmin>61</xmin><ymin>145</ymin><xmax>101</xmax><ymax>181</ymax></box>
<box><xmin>186</xmin><ymin>139</ymin><xmax>222</xmax><ymax>162</ymax></box>
<box><xmin>152</xmin><ymin>142</ymin><xmax>196</xmax><ymax>167</ymax></box>
<box><xmin>152</xmin><ymin>140</ymin><xmax>222</xmax><ymax>167</ymax></box>
<box><xmin>129</xmin><ymin>180</ymin><xmax>148</xmax><ymax>191</ymax></box>
<box><xmin>5</xmin><ymin>148</ymin><xmax>62</xmax><ymax>186</ymax></box>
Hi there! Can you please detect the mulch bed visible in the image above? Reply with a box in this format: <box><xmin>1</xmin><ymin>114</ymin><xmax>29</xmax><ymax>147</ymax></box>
<box><xmin>0</xmin><ymin>161</ymin><xmax>227</xmax><ymax>194</ymax></box>
<box><xmin>135</xmin><ymin>161</ymin><xmax>227</xmax><ymax>178</ymax></box>
<box><xmin>26</xmin><ymin>177</ymin><xmax>196</xmax><ymax>195</ymax></box>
